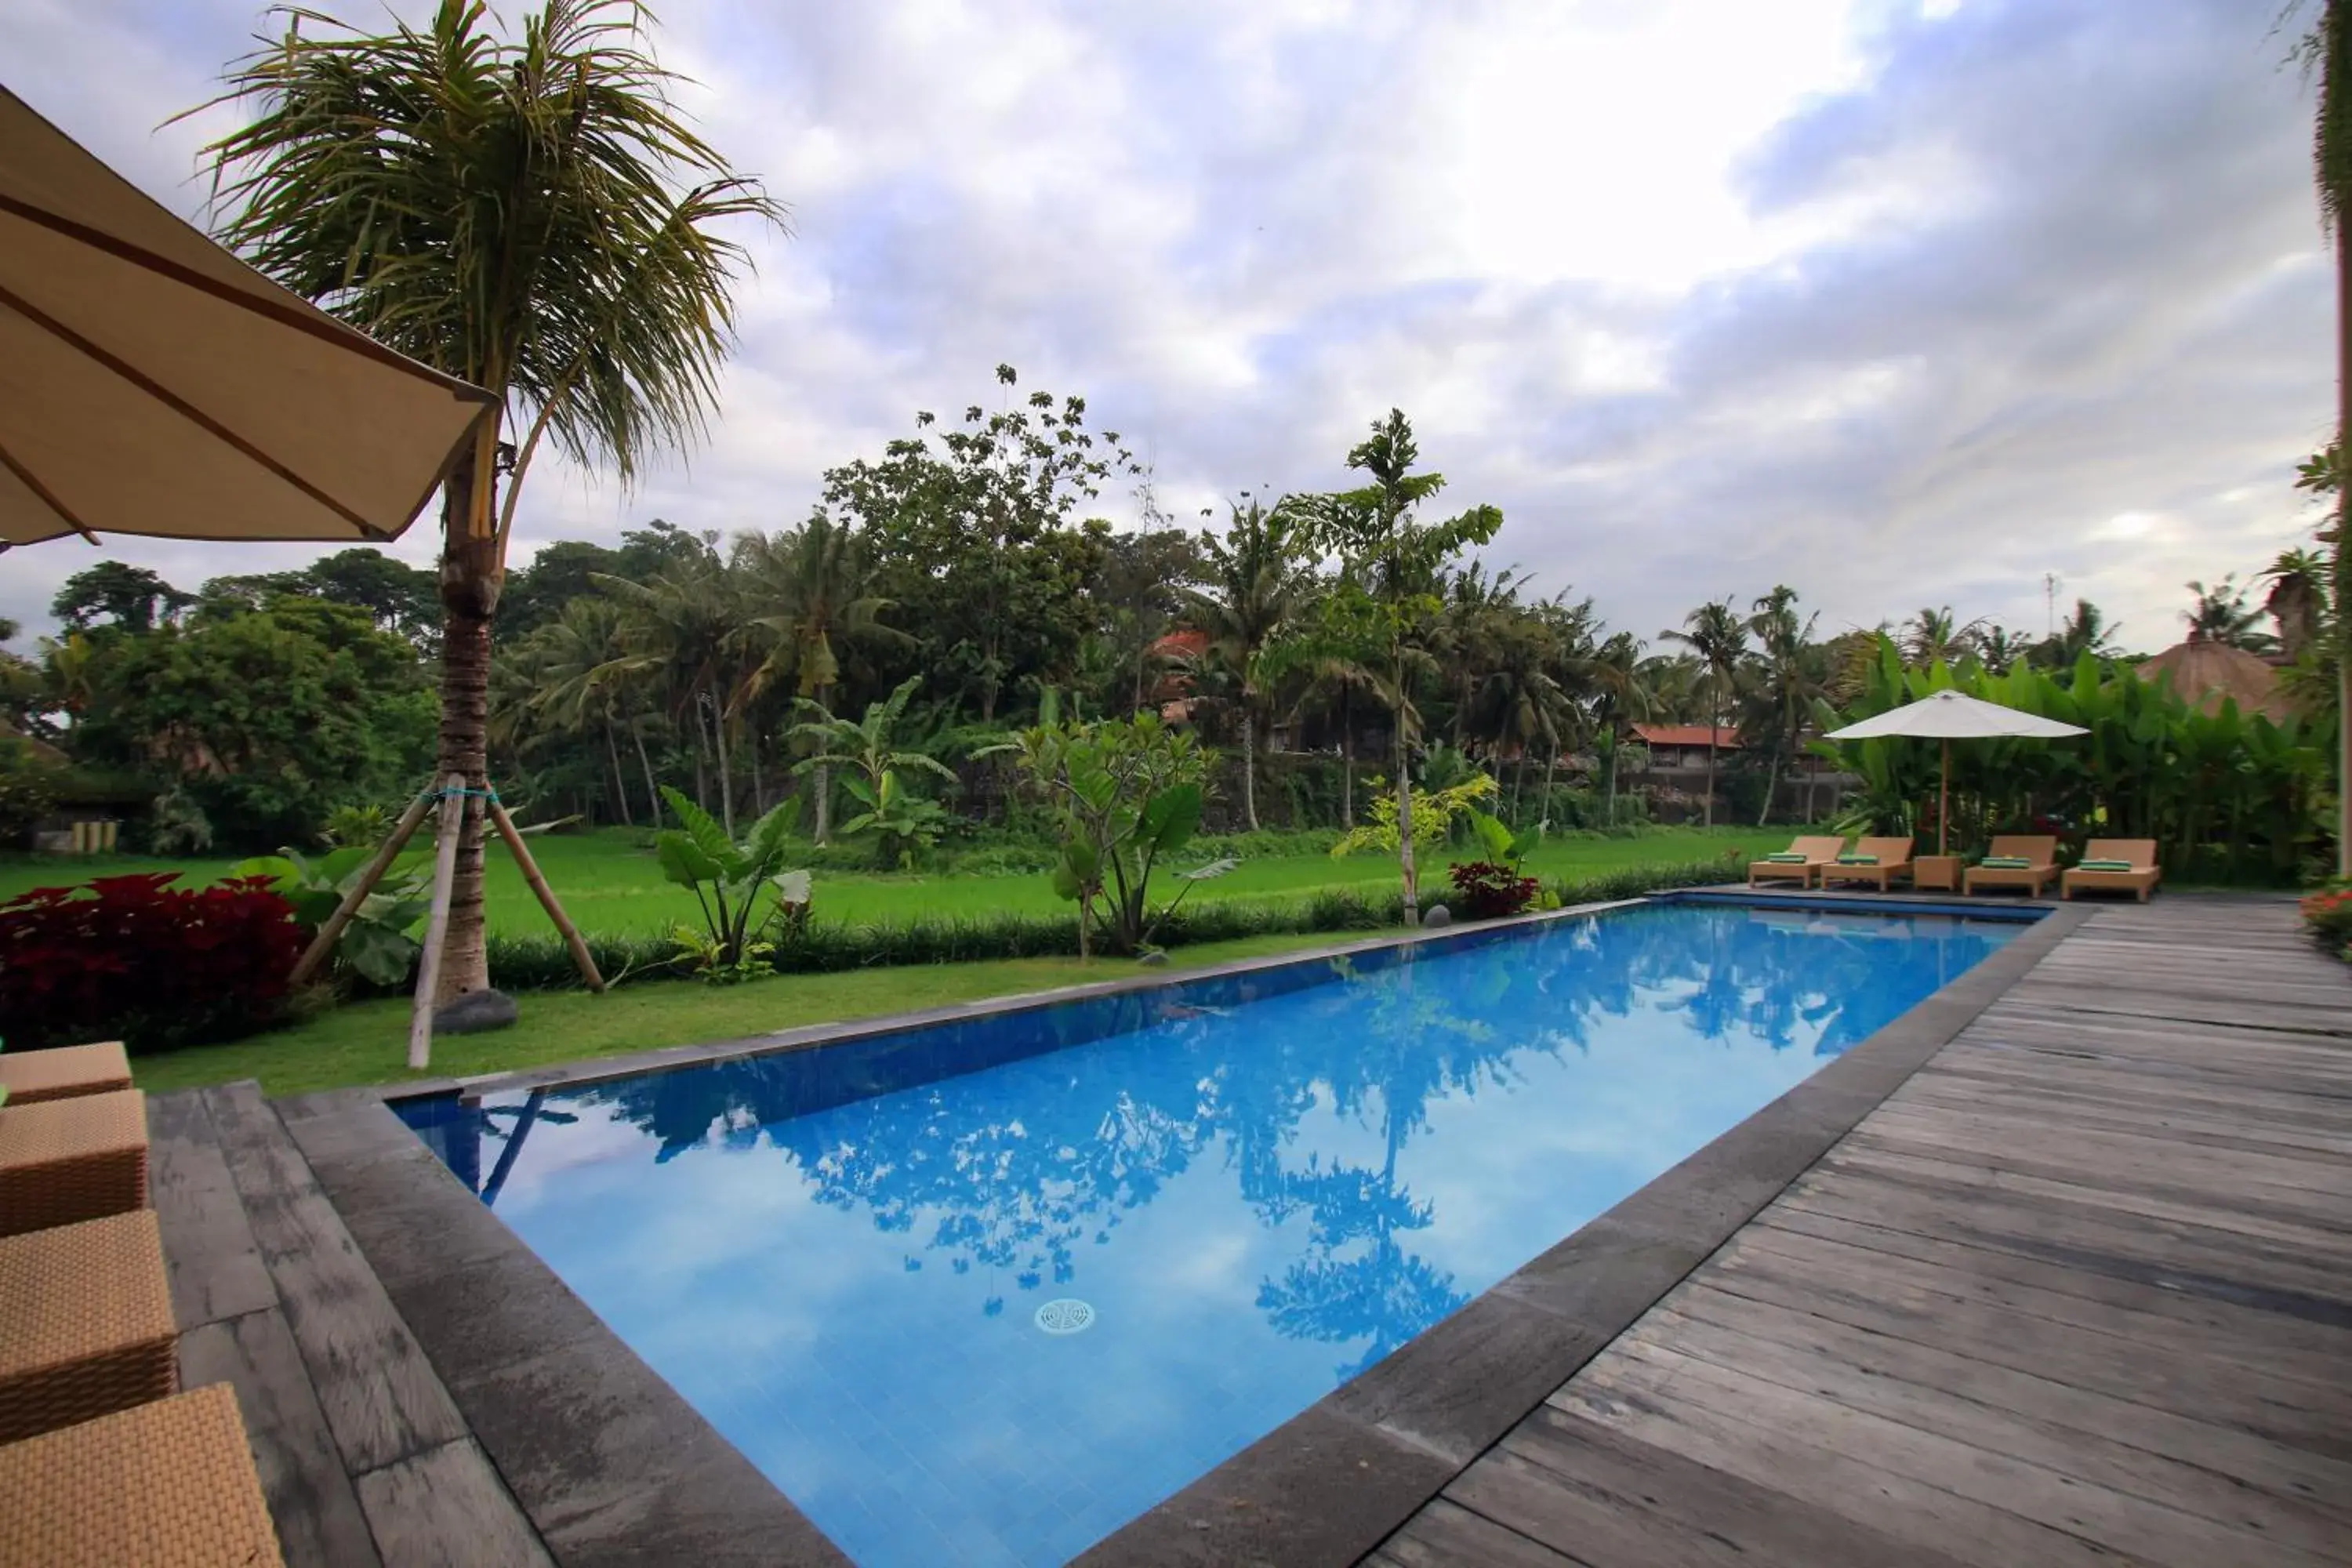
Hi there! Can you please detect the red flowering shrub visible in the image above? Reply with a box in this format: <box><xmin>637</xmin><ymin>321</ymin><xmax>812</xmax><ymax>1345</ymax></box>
<box><xmin>0</xmin><ymin>874</ymin><xmax>304</xmax><ymax>1053</ymax></box>
<box><xmin>1447</xmin><ymin>860</ymin><xmax>1541</xmax><ymax>920</ymax></box>
<box><xmin>2300</xmin><ymin>883</ymin><xmax>2352</xmax><ymax>964</ymax></box>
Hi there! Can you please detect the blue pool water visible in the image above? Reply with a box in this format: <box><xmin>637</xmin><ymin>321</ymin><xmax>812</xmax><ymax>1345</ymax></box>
<box><xmin>400</xmin><ymin>901</ymin><xmax>2023</xmax><ymax>1568</ymax></box>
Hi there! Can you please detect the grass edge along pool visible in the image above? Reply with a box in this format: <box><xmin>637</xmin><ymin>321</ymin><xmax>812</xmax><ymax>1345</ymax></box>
<box><xmin>397</xmin><ymin>898</ymin><xmax>2034</xmax><ymax>1568</ymax></box>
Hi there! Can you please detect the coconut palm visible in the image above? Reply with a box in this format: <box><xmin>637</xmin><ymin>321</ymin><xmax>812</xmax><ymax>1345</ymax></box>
<box><xmin>1660</xmin><ymin>600</ymin><xmax>1748</xmax><ymax>827</ymax></box>
<box><xmin>734</xmin><ymin>518</ymin><xmax>901</xmax><ymax>842</ymax></box>
<box><xmin>598</xmin><ymin>562</ymin><xmax>746</xmax><ymax>832</ymax></box>
<box><xmin>1744</xmin><ymin>586</ymin><xmax>1824</xmax><ymax>826</ymax></box>
<box><xmin>2264</xmin><ymin>547</ymin><xmax>2332</xmax><ymax>663</ymax></box>
<box><xmin>1901</xmin><ymin>605</ymin><xmax>1983</xmax><ymax>666</ymax></box>
<box><xmin>1181</xmin><ymin>499</ymin><xmax>1312</xmax><ymax>831</ymax></box>
<box><xmin>2183</xmin><ymin>576</ymin><xmax>2278</xmax><ymax>653</ymax></box>
<box><xmin>523</xmin><ymin>597</ymin><xmax>651</xmax><ymax>824</ymax></box>
<box><xmin>194</xmin><ymin>0</ymin><xmax>786</xmax><ymax>997</ymax></box>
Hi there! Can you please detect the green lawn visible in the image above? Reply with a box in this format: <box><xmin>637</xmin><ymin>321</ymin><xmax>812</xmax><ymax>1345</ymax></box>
<box><xmin>127</xmin><ymin>929</ymin><xmax>1362</xmax><ymax>1098</ymax></box>
<box><xmin>17</xmin><ymin>823</ymin><xmax>1784</xmax><ymax>1100</ymax></box>
<box><xmin>0</xmin><ymin>823</ymin><xmax>1775</xmax><ymax>936</ymax></box>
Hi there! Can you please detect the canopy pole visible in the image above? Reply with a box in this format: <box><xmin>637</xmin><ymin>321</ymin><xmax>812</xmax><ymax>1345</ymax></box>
<box><xmin>1940</xmin><ymin>737</ymin><xmax>1951</xmax><ymax>857</ymax></box>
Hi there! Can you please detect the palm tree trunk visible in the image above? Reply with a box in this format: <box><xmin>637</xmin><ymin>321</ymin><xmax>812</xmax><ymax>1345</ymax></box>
<box><xmin>1339</xmin><ymin>683</ymin><xmax>1354</xmax><ymax>827</ymax></box>
<box><xmin>1240</xmin><ymin>706</ymin><xmax>1259</xmax><ymax>832</ymax></box>
<box><xmin>1702</xmin><ymin>696</ymin><xmax>1719</xmax><ymax>828</ymax></box>
<box><xmin>431</xmin><ymin>460</ymin><xmax>497</xmax><ymax>1003</ymax></box>
<box><xmin>1394</xmin><ymin>659</ymin><xmax>1418</xmax><ymax>924</ymax></box>
<box><xmin>633</xmin><ymin>722</ymin><xmax>661</xmax><ymax>824</ymax></box>
<box><xmin>811</xmin><ymin>681</ymin><xmax>834</xmax><ymax>843</ymax></box>
<box><xmin>713</xmin><ymin>704</ymin><xmax>735</xmax><ymax>838</ymax></box>
<box><xmin>1541</xmin><ymin>746</ymin><xmax>1557</xmax><ymax>829</ymax></box>
<box><xmin>603</xmin><ymin>712</ymin><xmax>632</xmax><ymax>827</ymax></box>
<box><xmin>749</xmin><ymin>733</ymin><xmax>765</xmax><ymax>816</ymax></box>
<box><xmin>1756</xmin><ymin>748</ymin><xmax>1777</xmax><ymax>828</ymax></box>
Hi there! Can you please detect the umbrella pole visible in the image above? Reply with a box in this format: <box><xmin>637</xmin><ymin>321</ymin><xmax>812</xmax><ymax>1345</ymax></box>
<box><xmin>1940</xmin><ymin>738</ymin><xmax>1951</xmax><ymax>857</ymax></box>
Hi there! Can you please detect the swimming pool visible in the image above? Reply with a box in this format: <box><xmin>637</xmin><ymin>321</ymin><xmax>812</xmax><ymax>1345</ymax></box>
<box><xmin>398</xmin><ymin>899</ymin><xmax>2024</xmax><ymax>1568</ymax></box>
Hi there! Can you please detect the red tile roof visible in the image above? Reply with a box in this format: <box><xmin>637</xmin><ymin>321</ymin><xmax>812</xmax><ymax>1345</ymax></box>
<box><xmin>1631</xmin><ymin>724</ymin><xmax>1741</xmax><ymax>750</ymax></box>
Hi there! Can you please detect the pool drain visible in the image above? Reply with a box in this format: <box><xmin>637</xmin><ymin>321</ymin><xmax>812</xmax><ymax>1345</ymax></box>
<box><xmin>1034</xmin><ymin>1298</ymin><xmax>1095</xmax><ymax>1335</ymax></box>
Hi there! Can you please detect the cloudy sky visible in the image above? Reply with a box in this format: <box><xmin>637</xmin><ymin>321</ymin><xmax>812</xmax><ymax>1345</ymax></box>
<box><xmin>5</xmin><ymin>0</ymin><xmax>2337</xmax><ymax>653</ymax></box>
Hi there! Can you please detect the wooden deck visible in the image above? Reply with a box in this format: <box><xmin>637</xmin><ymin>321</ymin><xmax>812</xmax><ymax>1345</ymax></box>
<box><xmin>1370</xmin><ymin>896</ymin><xmax>2352</xmax><ymax>1568</ymax></box>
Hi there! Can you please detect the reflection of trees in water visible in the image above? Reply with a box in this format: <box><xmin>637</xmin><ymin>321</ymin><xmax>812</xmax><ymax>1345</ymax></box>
<box><xmin>510</xmin><ymin>910</ymin><xmax>1994</xmax><ymax>1358</ymax></box>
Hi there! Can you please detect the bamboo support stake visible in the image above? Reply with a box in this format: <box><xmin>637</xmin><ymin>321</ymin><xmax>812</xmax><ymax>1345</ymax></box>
<box><xmin>408</xmin><ymin>775</ymin><xmax>469</xmax><ymax>1071</ymax></box>
<box><xmin>487</xmin><ymin>797</ymin><xmax>605</xmax><ymax>992</ymax></box>
<box><xmin>289</xmin><ymin>791</ymin><xmax>436</xmax><ymax>988</ymax></box>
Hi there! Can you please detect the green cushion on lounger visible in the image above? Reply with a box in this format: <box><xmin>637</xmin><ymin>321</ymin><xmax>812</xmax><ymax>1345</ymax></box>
<box><xmin>1762</xmin><ymin>852</ymin><xmax>1809</xmax><ymax>863</ymax></box>
<box><xmin>2075</xmin><ymin>858</ymin><xmax>2136</xmax><ymax>873</ymax></box>
<box><xmin>1835</xmin><ymin>854</ymin><xmax>1878</xmax><ymax>865</ymax></box>
<box><xmin>1979</xmin><ymin>855</ymin><xmax>2031</xmax><ymax>869</ymax></box>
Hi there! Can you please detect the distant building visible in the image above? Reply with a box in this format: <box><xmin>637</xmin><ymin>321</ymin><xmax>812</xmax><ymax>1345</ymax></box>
<box><xmin>1628</xmin><ymin>724</ymin><xmax>1741</xmax><ymax>771</ymax></box>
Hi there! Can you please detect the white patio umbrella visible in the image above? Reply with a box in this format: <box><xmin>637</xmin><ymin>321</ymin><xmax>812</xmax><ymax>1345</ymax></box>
<box><xmin>0</xmin><ymin>85</ymin><xmax>492</xmax><ymax>548</ymax></box>
<box><xmin>1823</xmin><ymin>689</ymin><xmax>2087</xmax><ymax>855</ymax></box>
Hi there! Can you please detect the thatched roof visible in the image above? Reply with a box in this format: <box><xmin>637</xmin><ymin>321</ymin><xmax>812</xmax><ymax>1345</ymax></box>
<box><xmin>2133</xmin><ymin>637</ymin><xmax>2292</xmax><ymax>722</ymax></box>
<box><xmin>0</xmin><ymin>717</ymin><xmax>67</xmax><ymax>768</ymax></box>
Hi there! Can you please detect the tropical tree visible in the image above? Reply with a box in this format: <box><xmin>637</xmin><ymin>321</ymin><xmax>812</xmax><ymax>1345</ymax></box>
<box><xmin>1660</xmin><ymin>600</ymin><xmax>1748</xmax><ymax>827</ymax></box>
<box><xmin>1181</xmin><ymin>499</ymin><xmax>1312</xmax><ymax>830</ymax></box>
<box><xmin>197</xmin><ymin>0</ymin><xmax>786</xmax><ymax>999</ymax></box>
<box><xmin>1289</xmin><ymin>412</ymin><xmax>1502</xmax><ymax>922</ymax></box>
<box><xmin>1901</xmin><ymin>605</ymin><xmax>1982</xmax><ymax>667</ymax></box>
<box><xmin>2301</xmin><ymin>1</ymin><xmax>2352</xmax><ymax>870</ymax></box>
<box><xmin>1743</xmin><ymin>586</ymin><xmax>1824</xmax><ymax>826</ymax></box>
<box><xmin>2183</xmin><ymin>576</ymin><xmax>2278</xmax><ymax>652</ymax></box>
<box><xmin>598</xmin><ymin>562</ymin><xmax>746</xmax><ymax>831</ymax></box>
<box><xmin>2034</xmin><ymin>598</ymin><xmax>2121</xmax><ymax>669</ymax></box>
<box><xmin>734</xmin><ymin>517</ymin><xmax>901</xmax><ymax>841</ymax></box>
<box><xmin>2265</xmin><ymin>546</ymin><xmax>2332</xmax><ymax>664</ymax></box>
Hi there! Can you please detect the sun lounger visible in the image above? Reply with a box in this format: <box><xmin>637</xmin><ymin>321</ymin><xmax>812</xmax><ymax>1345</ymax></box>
<box><xmin>0</xmin><ymin>1210</ymin><xmax>176</xmax><ymax>1443</ymax></box>
<box><xmin>0</xmin><ymin>1043</ymin><xmax>132</xmax><ymax>1106</ymax></box>
<box><xmin>1963</xmin><ymin>835</ymin><xmax>2061</xmax><ymax>897</ymax></box>
<box><xmin>1749</xmin><ymin>835</ymin><xmax>1846</xmax><ymax>888</ymax></box>
<box><xmin>0</xmin><ymin>1383</ymin><xmax>285</xmax><ymax>1568</ymax></box>
<box><xmin>1818</xmin><ymin>836</ymin><xmax>1917</xmax><ymax>891</ymax></box>
<box><xmin>2062</xmin><ymin>838</ymin><xmax>2161</xmax><ymax>902</ymax></box>
<box><xmin>0</xmin><ymin>1091</ymin><xmax>147</xmax><ymax>1240</ymax></box>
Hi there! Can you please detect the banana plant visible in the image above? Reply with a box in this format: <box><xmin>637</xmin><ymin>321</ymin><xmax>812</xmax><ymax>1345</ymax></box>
<box><xmin>234</xmin><ymin>846</ymin><xmax>432</xmax><ymax>986</ymax></box>
<box><xmin>655</xmin><ymin>788</ymin><xmax>811</xmax><ymax>982</ymax></box>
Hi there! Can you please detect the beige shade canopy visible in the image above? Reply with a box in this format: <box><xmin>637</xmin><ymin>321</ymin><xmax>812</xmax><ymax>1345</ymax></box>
<box><xmin>0</xmin><ymin>84</ymin><xmax>492</xmax><ymax>549</ymax></box>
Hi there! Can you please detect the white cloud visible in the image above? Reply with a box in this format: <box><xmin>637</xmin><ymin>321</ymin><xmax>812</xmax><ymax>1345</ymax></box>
<box><xmin>2</xmin><ymin>0</ymin><xmax>2332</xmax><ymax>662</ymax></box>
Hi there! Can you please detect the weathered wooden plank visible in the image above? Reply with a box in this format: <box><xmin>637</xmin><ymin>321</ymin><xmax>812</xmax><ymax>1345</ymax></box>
<box><xmin>1754</xmin><ymin>1207</ymin><xmax>2352</xmax><ymax>1359</ymax></box>
<box><xmin>202</xmin><ymin>1083</ymin><xmax>468</xmax><ymax>1475</ymax></box>
<box><xmin>180</xmin><ymin>1310</ymin><xmax>384</xmax><ymax>1568</ymax></box>
<box><xmin>1884</xmin><ymin>1080</ymin><xmax>2352</xmax><ymax>1159</ymax></box>
<box><xmin>1549</xmin><ymin>1366</ymin><xmax>2130</xmax><ymax>1568</ymax></box>
<box><xmin>1922</xmin><ymin>1054</ymin><xmax>2352</xmax><ymax>1131</ymax></box>
<box><xmin>1692</xmin><ymin>1219</ymin><xmax>2352</xmax><ymax>1457</ymax></box>
<box><xmin>1370</xmin><ymin>1497</ymin><xmax>1586</xmax><ymax>1568</ymax></box>
<box><xmin>1813</xmin><ymin>1143</ymin><xmax>2352</xmax><ymax>1258</ymax></box>
<box><xmin>147</xmin><ymin>1090</ymin><xmax>276</xmax><ymax>1330</ymax></box>
<box><xmin>1781</xmin><ymin>1156</ymin><xmax>2352</xmax><ymax>1308</ymax></box>
<box><xmin>352</xmin><ymin>1437</ymin><xmax>554</xmax><ymax>1567</ymax></box>
<box><xmin>1577</xmin><ymin>1336</ymin><xmax>2342</xmax><ymax>1568</ymax></box>
<box><xmin>1663</xmin><ymin>1281</ymin><xmax>2352</xmax><ymax>1526</ymax></box>
<box><xmin>1462</xmin><ymin>1403</ymin><xmax>1976</xmax><ymax>1568</ymax></box>
<box><xmin>1632</xmin><ymin>1299</ymin><xmax>2352</xmax><ymax>1555</ymax></box>
<box><xmin>1718</xmin><ymin>1221</ymin><xmax>2352</xmax><ymax>1386</ymax></box>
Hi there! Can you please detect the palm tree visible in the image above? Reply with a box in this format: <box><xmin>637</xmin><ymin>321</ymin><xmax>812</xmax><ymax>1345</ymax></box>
<box><xmin>1901</xmin><ymin>606</ymin><xmax>1982</xmax><ymax>666</ymax></box>
<box><xmin>196</xmin><ymin>0</ymin><xmax>786</xmax><ymax>999</ymax></box>
<box><xmin>598</xmin><ymin>563</ymin><xmax>746</xmax><ymax>833</ymax></box>
<box><xmin>1660</xmin><ymin>600</ymin><xmax>1748</xmax><ymax>827</ymax></box>
<box><xmin>734</xmin><ymin>518</ymin><xmax>901</xmax><ymax>842</ymax></box>
<box><xmin>1181</xmin><ymin>499</ymin><xmax>1311</xmax><ymax>831</ymax></box>
<box><xmin>2300</xmin><ymin>0</ymin><xmax>2352</xmax><ymax>871</ymax></box>
<box><xmin>2183</xmin><ymin>577</ymin><xmax>2278</xmax><ymax>653</ymax></box>
<box><xmin>2037</xmin><ymin>598</ymin><xmax>2121</xmax><ymax>668</ymax></box>
<box><xmin>1744</xmin><ymin>586</ymin><xmax>1823</xmax><ymax>826</ymax></box>
<box><xmin>2263</xmin><ymin>546</ymin><xmax>2332</xmax><ymax>663</ymax></box>
<box><xmin>524</xmin><ymin>597</ymin><xmax>648</xmax><ymax>824</ymax></box>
